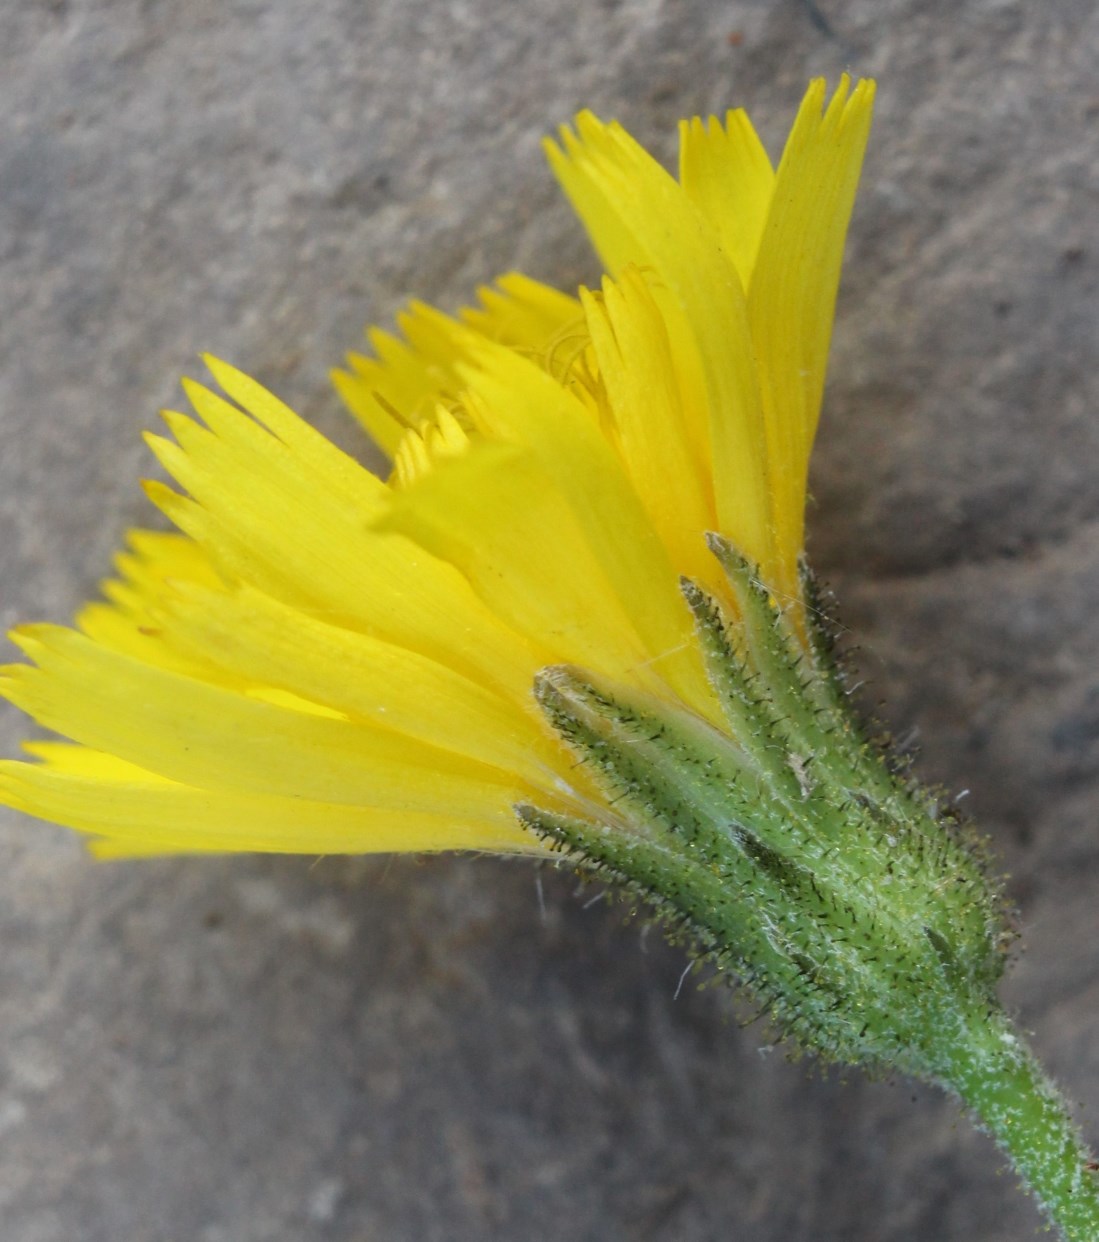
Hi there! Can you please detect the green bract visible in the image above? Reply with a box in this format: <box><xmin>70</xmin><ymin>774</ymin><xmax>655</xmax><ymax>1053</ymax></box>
<box><xmin>522</xmin><ymin>535</ymin><xmax>1008</xmax><ymax>1076</ymax></box>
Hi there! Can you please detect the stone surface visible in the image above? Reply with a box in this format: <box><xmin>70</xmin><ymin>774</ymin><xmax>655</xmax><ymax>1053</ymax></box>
<box><xmin>2</xmin><ymin>1</ymin><xmax>1099</xmax><ymax>1239</ymax></box>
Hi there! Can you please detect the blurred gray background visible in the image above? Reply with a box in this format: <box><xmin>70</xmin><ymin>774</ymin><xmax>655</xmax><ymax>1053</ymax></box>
<box><xmin>2</xmin><ymin>2</ymin><xmax>1098</xmax><ymax>1239</ymax></box>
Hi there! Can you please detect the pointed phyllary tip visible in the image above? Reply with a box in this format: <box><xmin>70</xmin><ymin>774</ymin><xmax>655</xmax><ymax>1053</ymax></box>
<box><xmin>532</xmin><ymin>663</ymin><xmax>577</xmax><ymax>689</ymax></box>
<box><xmin>532</xmin><ymin>664</ymin><xmax>582</xmax><ymax>712</ymax></box>
<box><xmin>703</xmin><ymin>531</ymin><xmax>757</xmax><ymax>580</ymax></box>
<box><xmin>704</xmin><ymin>530</ymin><xmax>733</xmax><ymax>558</ymax></box>
<box><xmin>533</xmin><ymin>664</ymin><xmax>620</xmax><ymax>718</ymax></box>
<box><xmin>533</xmin><ymin>665</ymin><xmax>645</xmax><ymax>748</ymax></box>
<box><xmin>678</xmin><ymin>574</ymin><xmax>706</xmax><ymax>600</ymax></box>
<box><xmin>678</xmin><ymin>575</ymin><xmax>716</xmax><ymax>623</ymax></box>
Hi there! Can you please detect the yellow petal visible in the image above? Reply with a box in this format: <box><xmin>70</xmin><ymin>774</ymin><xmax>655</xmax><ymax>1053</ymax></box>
<box><xmin>176</xmin><ymin>380</ymin><xmax>388</xmax><ymax>521</ymax></box>
<box><xmin>203</xmin><ymin>356</ymin><xmax>386</xmax><ymax>511</ymax></box>
<box><xmin>68</xmin><ymin>532</ymin><xmax>227</xmax><ymax>680</ymax></box>
<box><xmin>452</xmin><ymin>338</ymin><xmax>718</xmax><ymax>714</ymax></box>
<box><xmin>1</xmin><ymin>626</ymin><xmax>552</xmax><ymax>822</ymax></box>
<box><xmin>75</xmin><ymin>600</ymin><xmax>220</xmax><ymax>681</ymax></box>
<box><xmin>0</xmin><ymin>754</ymin><xmax>536</xmax><ymax>857</ymax></box>
<box><xmin>545</xmin><ymin>111</ymin><xmax>774</xmax><ymax>576</ymax></box>
<box><xmin>335</xmin><ymin>273</ymin><xmax>584</xmax><ymax>459</ymax></box>
<box><xmin>334</xmin><ymin>325</ymin><xmax>448</xmax><ymax>456</ymax></box>
<box><xmin>378</xmin><ymin>439</ymin><xmax>658</xmax><ymax>681</ymax></box>
<box><xmin>748</xmin><ymin>76</ymin><xmax>875</xmax><ymax>598</ymax></box>
<box><xmin>118</xmin><ymin>530</ymin><xmax>222</xmax><ymax>590</ymax></box>
<box><xmin>460</xmin><ymin>271</ymin><xmax>583</xmax><ymax>354</ymax></box>
<box><xmin>678</xmin><ymin>108</ymin><xmax>775</xmax><ymax>288</ymax></box>
<box><xmin>580</xmin><ymin>268</ymin><xmax>717</xmax><ymax>588</ymax></box>
<box><xmin>389</xmin><ymin>402</ymin><xmax>471</xmax><ymax>489</ymax></box>
<box><xmin>142</xmin><ymin>386</ymin><xmax>542</xmax><ymax>696</ymax></box>
<box><xmin>160</xmin><ymin>578</ymin><xmax>560</xmax><ymax>783</ymax></box>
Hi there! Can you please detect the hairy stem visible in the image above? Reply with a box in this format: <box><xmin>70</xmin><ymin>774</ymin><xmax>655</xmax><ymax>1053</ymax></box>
<box><xmin>941</xmin><ymin>1010</ymin><xmax>1099</xmax><ymax>1241</ymax></box>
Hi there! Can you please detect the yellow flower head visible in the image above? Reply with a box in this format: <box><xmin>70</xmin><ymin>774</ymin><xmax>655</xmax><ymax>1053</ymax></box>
<box><xmin>0</xmin><ymin>77</ymin><xmax>874</xmax><ymax>859</ymax></box>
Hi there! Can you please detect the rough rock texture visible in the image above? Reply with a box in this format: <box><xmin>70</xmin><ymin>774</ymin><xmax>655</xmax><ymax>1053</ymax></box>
<box><xmin>2</xmin><ymin>2</ymin><xmax>1098</xmax><ymax>1239</ymax></box>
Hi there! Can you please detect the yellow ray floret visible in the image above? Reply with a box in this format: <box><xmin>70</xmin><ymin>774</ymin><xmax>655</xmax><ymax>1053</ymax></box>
<box><xmin>678</xmin><ymin>107</ymin><xmax>775</xmax><ymax>289</ymax></box>
<box><xmin>546</xmin><ymin>107</ymin><xmax>774</xmax><ymax>579</ymax></box>
<box><xmin>0</xmin><ymin>79</ymin><xmax>874</xmax><ymax>857</ymax></box>
<box><xmin>3</xmin><ymin>744</ymin><xmax>536</xmax><ymax>858</ymax></box>
<box><xmin>747</xmin><ymin>77</ymin><xmax>874</xmax><ymax>592</ymax></box>
<box><xmin>580</xmin><ymin>267</ymin><xmax>718</xmax><ymax>590</ymax></box>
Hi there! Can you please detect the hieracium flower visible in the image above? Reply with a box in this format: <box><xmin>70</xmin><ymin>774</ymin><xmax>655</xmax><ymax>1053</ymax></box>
<box><xmin>2</xmin><ymin>78</ymin><xmax>1098</xmax><ymax>1239</ymax></box>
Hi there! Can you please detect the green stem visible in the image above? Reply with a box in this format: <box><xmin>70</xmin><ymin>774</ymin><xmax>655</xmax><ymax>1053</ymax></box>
<box><xmin>942</xmin><ymin>1009</ymin><xmax>1099</xmax><ymax>1241</ymax></box>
